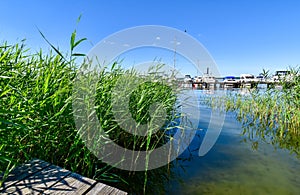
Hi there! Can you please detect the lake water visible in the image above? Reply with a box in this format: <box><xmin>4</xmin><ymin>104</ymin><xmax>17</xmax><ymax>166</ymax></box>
<box><xmin>165</xmin><ymin>89</ymin><xmax>300</xmax><ymax>194</ymax></box>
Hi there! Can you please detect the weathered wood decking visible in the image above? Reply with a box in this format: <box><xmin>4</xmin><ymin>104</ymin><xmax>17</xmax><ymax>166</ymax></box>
<box><xmin>0</xmin><ymin>159</ymin><xmax>127</xmax><ymax>195</ymax></box>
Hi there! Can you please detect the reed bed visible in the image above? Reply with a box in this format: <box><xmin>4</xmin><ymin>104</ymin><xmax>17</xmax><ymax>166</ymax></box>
<box><xmin>0</xmin><ymin>38</ymin><xmax>181</xmax><ymax>194</ymax></box>
<box><xmin>206</xmin><ymin>69</ymin><xmax>300</xmax><ymax>156</ymax></box>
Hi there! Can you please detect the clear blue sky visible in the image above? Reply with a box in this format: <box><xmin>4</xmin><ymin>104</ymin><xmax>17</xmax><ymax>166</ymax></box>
<box><xmin>1</xmin><ymin>0</ymin><xmax>300</xmax><ymax>76</ymax></box>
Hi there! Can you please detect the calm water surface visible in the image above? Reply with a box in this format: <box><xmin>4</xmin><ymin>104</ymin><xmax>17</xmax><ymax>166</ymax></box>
<box><xmin>165</xmin><ymin>89</ymin><xmax>300</xmax><ymax>195</ymax></box>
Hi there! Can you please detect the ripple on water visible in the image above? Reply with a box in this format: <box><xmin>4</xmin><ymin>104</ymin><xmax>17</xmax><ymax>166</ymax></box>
<box><xmin>166</xmin><ymin>98</ymin><xmax>300</xmax><ymax>195</ymax></box>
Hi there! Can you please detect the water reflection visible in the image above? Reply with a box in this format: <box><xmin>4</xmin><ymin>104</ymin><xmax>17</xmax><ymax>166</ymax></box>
<box><xmin>166</xmin><ymin>89</ymin><xmax>300</xmax><ymax>194</ymax></box>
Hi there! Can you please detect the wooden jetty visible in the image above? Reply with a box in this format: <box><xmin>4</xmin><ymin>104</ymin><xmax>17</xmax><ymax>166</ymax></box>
<box><xmin>180</xmin><ymin>80</ymin><xmax>283</xmax><ymax>90</ymax></box>
<box><xmin>0</xmin><ymin>159</ymin><xmax>127</xmax><ymax>195</ymax></box>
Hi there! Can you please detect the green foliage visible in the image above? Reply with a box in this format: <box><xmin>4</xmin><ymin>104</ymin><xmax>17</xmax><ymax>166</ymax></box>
<box><xmin>207</xmin><ymin>69</ymin><xmax>300</xmax><ymax>157</ymax></box>
<box><xmin>0</xmin><ymin>37</ymin><xmax>179</xmax><ymax>193</ymax></box>
<box><xmin>0</xmin><ymin>40</ymin><xmax>98</xmax><ymax>182</ymax></box>
<box><xmin>94</xmin><ymin>66</ymin><xmax>177</xmax><ymax>150</ymax></box>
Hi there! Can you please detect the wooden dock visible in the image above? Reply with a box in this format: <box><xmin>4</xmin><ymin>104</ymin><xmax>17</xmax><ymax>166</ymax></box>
<box><xmin>0</xmin><ymin>159</ymin><xmax>127</xmax><ymax>195</ymax></box>
<box><xmin>180</xmin><ymin>80</ymin><xmax>283</xmax><ymax>90</ymax></box>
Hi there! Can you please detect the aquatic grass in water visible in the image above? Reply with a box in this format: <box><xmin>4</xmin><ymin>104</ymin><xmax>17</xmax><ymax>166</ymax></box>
<box><xmin>94</xmin><ymin>66</ymin><xmax>178</xmax><ymax>150</ymax></box>
<box><xmin>73</xmin><ymin>60</ymin><xmax>182</xmax><ymax>193</ymax></box>
<box><xmin>206</xmin><ymin>70</ymin><xmax>300</xmax><ymax>156</ymax></box>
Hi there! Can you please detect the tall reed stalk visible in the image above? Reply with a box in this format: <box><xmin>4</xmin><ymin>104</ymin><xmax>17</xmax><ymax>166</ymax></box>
<box><xmin>0</xmin><ymin>35</ymin><xmax>182</xmax><ymax>193</ymax></box>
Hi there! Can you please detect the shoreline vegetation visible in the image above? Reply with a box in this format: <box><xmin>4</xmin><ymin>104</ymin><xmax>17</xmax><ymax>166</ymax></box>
<box><xmin>1</xmin><ymin>31</ymin><xmax>299</xmax><ymax>194</ymax></box>
<box><xmin>206</xmin><ymin>67</ymin><xmax>300</xmax><ymax>157</ymax></box>
<box><xmin>0</xmin><ymin>37</ymin><xmax>181</xmax><ymax>194</ymax></box>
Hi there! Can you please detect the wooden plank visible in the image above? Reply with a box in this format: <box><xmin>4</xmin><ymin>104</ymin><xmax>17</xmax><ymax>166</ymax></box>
<box><xmin>1</xmin><ymin>159</ymin><xmax>127</xmax><ymax>195</ymax></box>
<box><xmin>86</xmin><ymin>182</ymin><xmax>127</xmax><ymax>195</ymax></box>
<box><xmin>43</xmin><ymin>172</ymin><xmax>96</xmax><ymax>194</ymax></box>
<box><xmin>0</xmin><ymin>159</ymin><xmax>50</xmax><ymax>190</ymax></box>
<box><xmin>2</xmin><ymin>164</ymin><xmax>71</xmax><ymax>194</ymax></box>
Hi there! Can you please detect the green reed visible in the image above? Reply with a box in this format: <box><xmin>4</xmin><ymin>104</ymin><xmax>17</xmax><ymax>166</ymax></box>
<box><xmin>0</xmin><ymin>35</ymin><xmax>182</xmax><ymax>193</ymax></box>
<box><xmin>73</xmin><ymin>60</ymin><xmax>181</xmax><ymax>193</ymax></box>
<box><xmin>206</xmin><ymin>69</ymin><xmax>300</xmax><ymax>156</ymax></box>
